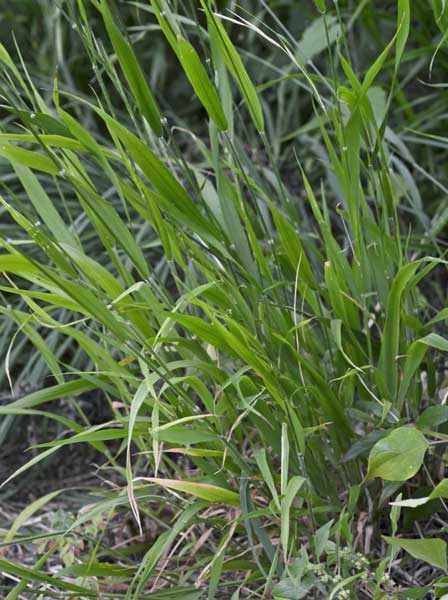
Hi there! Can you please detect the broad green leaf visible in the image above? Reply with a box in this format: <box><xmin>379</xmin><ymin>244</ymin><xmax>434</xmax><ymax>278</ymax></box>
<box><xmin>418</xmin><ymin>406</ymin><xmax>448</xmax><ymax>430</ymax></box>
<box><xmin>99</xmin><ymin>0</ymin><xmax>161</xmax><ymax>135</ymax></box>
<box><xmin>366</xmin><ymin>427</ymin><xmax>428</xmax><ymax>481</ymax></box>
<box><xmin>431</xmin><ymin>480</ymin><xmax>448</xmax><ymax>501</ymax></box>
<box><xmin>383</xmin><ymin>536</ymin><xmax>447</xmax><ymax>571</ymax></box>
<box><xmin>156</xmin><ymin>426</ymin><xmax>217</xmax><ymax>444</ymax></box>
<box><xmin>164</xmin><ymin>448</ymin><xmax>224</xmax><ymax>459</ymax></box>
<box><xmin>200</xmin><ymin>0</ymin><xmax>264</xmax><ymax>131</ymax></box>
<box><xmin>281</xmin><ymin>476</ymin><xmax>306</xmax><ymax>556</ymax></box>
<box><xmin>0</xmin><ymin>254</ymin><xmax>40</xmax><ymax>276</ymax></box>
<box><xmin>419</xmin><ymin>333</ymin><xmax>448</xmax><ymax>352</ymax></box>
<box><xmin>0</xmin><ymin>144</ymin><xmax>58</xmax><ymax>174</ymax></box>
<box><xmin>140</xmin><ymin>477</ymin><xmax>239</xmax><ymax>505</ymax></box>
<box><xmin>0</xmin><ymin>558</ymin><xmax>97</xmax><ymax>596</ymax></box>
<box><xmin>7</xmin><ymin>379</ymin><xmax>96</xmax><ymax>410</ymax></box>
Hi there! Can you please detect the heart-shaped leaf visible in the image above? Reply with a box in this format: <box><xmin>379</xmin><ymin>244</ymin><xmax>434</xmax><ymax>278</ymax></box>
<box><xmin>366</xmin><ymin>427</ymin><xmax>428</xmax><ymax>481</ymax></box>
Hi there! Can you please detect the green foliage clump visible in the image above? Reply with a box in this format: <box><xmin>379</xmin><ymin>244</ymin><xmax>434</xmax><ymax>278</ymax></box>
<box><xmin>0</xmin><ymin>1</ymin><xmax>448</xmax><ymax>598</ymax></box>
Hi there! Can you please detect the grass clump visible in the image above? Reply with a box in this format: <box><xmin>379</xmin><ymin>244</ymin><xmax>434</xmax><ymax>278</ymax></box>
<box><xmin>0</xmin><ymin>0</ymin><xmax>447</xmax><ymax>598</ymax></box>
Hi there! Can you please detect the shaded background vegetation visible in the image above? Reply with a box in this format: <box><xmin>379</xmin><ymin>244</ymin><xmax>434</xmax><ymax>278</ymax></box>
<box><xmin>0</xmin><ymin>1</ymin><xmax>447</xmax><ymax>598</ymax></box>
